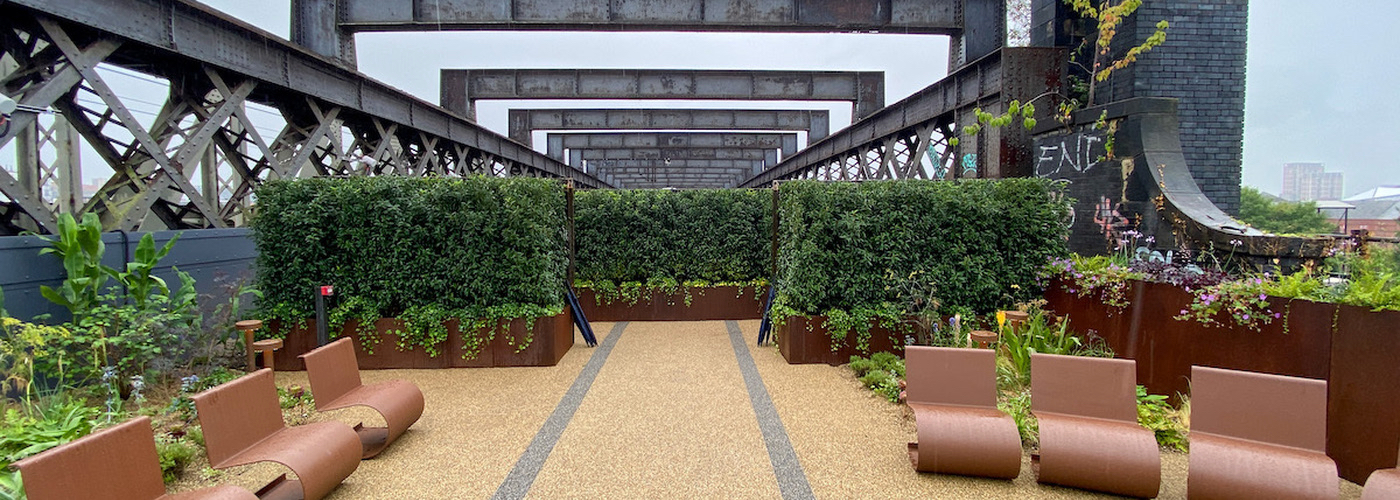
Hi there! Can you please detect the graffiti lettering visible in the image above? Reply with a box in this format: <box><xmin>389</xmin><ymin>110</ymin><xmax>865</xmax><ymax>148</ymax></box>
<box><xmin>1035</xmin><ymin>132</ymin><xmax>1105</xmax><ymax>178</ymax></box>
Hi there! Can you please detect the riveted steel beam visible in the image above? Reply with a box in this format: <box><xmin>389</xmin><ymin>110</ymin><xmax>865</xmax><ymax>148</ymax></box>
<box><xmin>507</xmin><ymin>108</ymin><xmax>830</xmax><ymax>143</ymax></box>
<box><xmin>443</xmin><ymin>69</ymin><xmax>883</xmax><ymax>121</ymax></box>
<box><xmin>549</xmin><ymin>132</ymin><xmax>798</xmax><ymax>154</ymax></box>
<box><xmin>294</xmin><ymin>0</ymin><xmax>1007</xmax><ymax>69</ymax></box>
<box><xmin>740</xmin><ymin>47</ymin><xmax>1068</xmax><ymax>187</ymax></box>
<box><xmin>573</xmin><ymin>148</ymin><xmax>775</xmax><ymax>162</ymax></box>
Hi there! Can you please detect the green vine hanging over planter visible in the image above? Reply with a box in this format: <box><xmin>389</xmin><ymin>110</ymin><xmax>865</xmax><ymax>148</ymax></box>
<box><xmin>250</xmin><ymin>176</ymin><xmax>567</xmax><ymax>356</ymax></box>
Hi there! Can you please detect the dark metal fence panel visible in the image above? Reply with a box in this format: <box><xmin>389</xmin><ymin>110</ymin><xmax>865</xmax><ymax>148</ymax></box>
<box><xmin>0</xmin><ymin>229</ymin><xmax>256</xmax><ymax>322</ymax></box>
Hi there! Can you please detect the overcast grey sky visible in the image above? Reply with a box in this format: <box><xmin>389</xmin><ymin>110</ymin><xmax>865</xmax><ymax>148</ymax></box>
<box><xmin>166</xmin><ymin>1</ymin><xmax>1400</xmax><ymax>197</ymax></box>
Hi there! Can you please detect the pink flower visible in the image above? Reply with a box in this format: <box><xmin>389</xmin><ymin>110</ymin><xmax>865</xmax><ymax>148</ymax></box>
<box><xmin>1179</xmin><ymin>309</ymin><xmax>1188</xmax><ymax>315</ymax></box>
<box><xmin>1242</xmin><ymin>314</ymin><xmax>1250</xmax><ymax>320</ymax></box>
<box><xmin>1258</xmin><ymin>294</ymin><xmax>1267</xmax><ymax>301</ymax></box>
<box><xmin>1274</xmin><ymin>313</ymin><xmax>1282</xmax><ymax>319</ymax></box>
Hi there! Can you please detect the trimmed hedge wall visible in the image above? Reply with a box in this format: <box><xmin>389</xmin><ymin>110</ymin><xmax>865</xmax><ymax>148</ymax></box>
<box><xmin>251</xmin><ymin>177</ymin><xmax>567</xmax><ymax>338</ymax></box>
<box><xmin>574</xmin><ymin>189</ymin><xmax>770</xmax><ymax>284</ymax></box>
<box><xmin>776</xmin><ymin>179</ymin><xmax>1070</xmax><ymax>315</ymax></box>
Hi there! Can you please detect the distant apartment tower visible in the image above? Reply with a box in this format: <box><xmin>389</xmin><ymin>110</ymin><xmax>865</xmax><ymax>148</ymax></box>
<box><xmin>1282</xmin><ymin>162</ymin><xmax>1343</xmax><ymax>201</ymax></box>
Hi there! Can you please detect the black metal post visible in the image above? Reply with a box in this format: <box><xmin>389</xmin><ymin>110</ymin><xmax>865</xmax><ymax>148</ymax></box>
<box><xmin>315</xmin><ymin>284</ymin><xmax>332</xmax><ymax>346</ymax></box>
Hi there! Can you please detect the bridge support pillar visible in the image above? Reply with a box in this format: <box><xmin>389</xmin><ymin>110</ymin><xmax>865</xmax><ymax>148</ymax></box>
<box><xmin>292</xmin><ymin>0</ymin><xmax>357</xmax><ymax>67</ymax></box>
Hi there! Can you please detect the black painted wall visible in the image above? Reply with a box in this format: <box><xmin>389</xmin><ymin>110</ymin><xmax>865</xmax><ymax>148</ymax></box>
<box><xmin>1031</xmin><ymin>0</ymin><xmax>1248</xmax><ymax>215</ymax></box>
<box><xmin>0</xmin><ymin>229</ymin><xmax>256</xmax><ymax>322</ymax></box>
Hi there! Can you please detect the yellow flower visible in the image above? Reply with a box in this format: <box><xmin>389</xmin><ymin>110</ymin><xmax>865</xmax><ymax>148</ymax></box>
<box><xmin>996</xmin><ymin>311</ymin><xmax>1007</xmax><ymax>331</ymax></box>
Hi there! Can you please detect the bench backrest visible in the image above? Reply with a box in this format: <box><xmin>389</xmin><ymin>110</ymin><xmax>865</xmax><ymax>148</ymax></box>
<box><xmin>300</xmin><ymin>337</ymin><xmax>363</xmax><ymax>406</ymax></box>
<box><xmin>11</xmin><ymin>416</ymin><xmax>166</xmax><ymax>500</ymax></box>
<box><xmin>1031</xmin><ymin>353</ymin><xmax>1137</xmax><ymax>423</ymax></box>
<box><xmin>192</xmin><ymin>368</ymin><xmax>287</xmax><ymax>468</ymax></box>
<box><xmin>1191</xmin><ymin>365</ymin><xmax>1327</xmax><ymax>452</ymax></box>
<box><xmin>905</xmin><ymin>346</ymin><xmax>997</xmax><ymax>408</ymax></box>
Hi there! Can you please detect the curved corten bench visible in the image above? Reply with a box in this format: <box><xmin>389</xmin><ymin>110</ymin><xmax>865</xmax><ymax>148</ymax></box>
<box><xmin>10</xmin><ymin>416</ymin><xmax>256</xmax><ymax>500</ymax></box>
<box><xmin>300</xmin><ymin>337</ymin><xmax>425</xmax><ymax>458</ymax></box>
<box><xmin>1188</xmin><ymin>365</ymin><xmax>1338</xmax><ymax>500</ymax></box>
<box><xmin>1031</xmin><ymin>353</ymin><xmax>1161</xmax><ymax>498</ymax></box>
<box><xmin>1363</xmin><ymin>444</ymin><xmax>1400</xmax><ymax>500</ymax></box>
<box><xmin>193</xmin><ymin>369</ymin><xmax>361</xmax><ymax>500</ymax></box>
<box><xmin>905</xmin><ymin>346</ymin><xmax>1022</xmax><ymax>479</ymax></box>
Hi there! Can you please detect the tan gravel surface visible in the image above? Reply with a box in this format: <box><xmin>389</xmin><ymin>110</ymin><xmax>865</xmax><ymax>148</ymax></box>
<box><xmin>528</xmin><ymin>321</ymin><xmax>780</xmax><ymax>499</ymax></box>
<box><xmin>176</xmin><ymin>319</ymin><xmax>1363</xmax><ymax>499</ymax></box>
<box><xmin>270</xmin><ymin>323</ymin><xmax>624</xmax><ymax>499</ymax></box>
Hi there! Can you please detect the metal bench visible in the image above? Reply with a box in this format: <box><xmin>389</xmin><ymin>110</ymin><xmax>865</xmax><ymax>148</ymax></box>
<box><xmin>1189</xmin><ymin>365</ymin><xmax>1338</xmax><ymax>500</ymax></box>
<box><xmin>1363</xmin><ymin>442</ymin><xmax>1400</xmax><ymax>500</ymax></box>
<box><xmin>193</xmin><ymin>369</ymin><xmax>361</xmax><ymax>500</ymax></box>
<box><xmin>1031</xmin><ymin>353</ymin><xmax>1161</xmax><ymax>498</ymax></box>
<box><xmin>905</xmin><ymin>346</ymin><xmax>1022</xmax><ymax>479</ymax></box>
<box><xmin>10</xmin><ymin>415</ymin><xmax>256</xmax><ymax>500</ymax></box>
<box><xmin>300</xmin><ymin>337</ymin><xmax>425</xmax><ymax>458</ymax></box>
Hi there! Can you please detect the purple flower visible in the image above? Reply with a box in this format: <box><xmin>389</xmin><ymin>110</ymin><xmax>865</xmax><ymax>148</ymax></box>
<box><xmin>1274</xmin><ymin>313</ymin><xmax>1282</xmax><ymax>319</ymax></box>
<box><xmin>1258</xmin><ymin>294</ymin><xmax>1267</xmax><ymax>301</ymax></box>
<box><xmin>1243</xmin><ymin>314</ymin><xmax>1250</xmax><ymax>320</ymax></box>
<box><xmin>1179</xmin><ymin>309</ymin><xmax>1188</xmax><ymax>315</ymax></box>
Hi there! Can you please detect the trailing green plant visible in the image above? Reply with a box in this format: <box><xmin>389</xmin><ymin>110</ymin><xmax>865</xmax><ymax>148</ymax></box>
<box><xmin>574</xmin><ymin>189</ymin><xmax>771</xmax><ymax>300</ymax></box>
<box><xmin>775</xmin><ymin>179</ymin><xmax>1070</xmax><ymax>333</ymax></box>
<box><xmin>1175</xmin><ymin>276</ymin><xmax>1278</xmax><ymax>331</ymax></box>
<box><xmin>1137</xmin><ymin>386</ymin><xmax>1189</xmax><ymax>451</ymax></box>
<box><xmin>251</xmin><ymin>176</ymin><xmax>568</xmax><ymax>355</ymax></box>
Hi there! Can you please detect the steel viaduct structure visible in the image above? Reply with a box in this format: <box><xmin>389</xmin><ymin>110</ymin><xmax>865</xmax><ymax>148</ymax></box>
<box><xmin>2</xmin><ymin>0</ymin><xmax>1061</xmax><ymax>234</ymax></box>
<box><xmin>508</xmin><ymin>108</ymin><xmax>831</xmax><ymax>143</ymax></box>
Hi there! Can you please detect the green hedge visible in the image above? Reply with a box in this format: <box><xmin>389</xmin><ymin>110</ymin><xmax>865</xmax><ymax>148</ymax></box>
<box><xmin>574</xmin><ymin>189</ymin><xmax>771</xmax><ymax>289</ymax></box>
<box><xmin>251</xmin><ymin>176</ymin><xmax>566</xmax><ymax>352</ymax></box>
<box><xmin>776</xmin><ymin>179</ymin><xmax>1070</xmax><ymax>316</ymax></box>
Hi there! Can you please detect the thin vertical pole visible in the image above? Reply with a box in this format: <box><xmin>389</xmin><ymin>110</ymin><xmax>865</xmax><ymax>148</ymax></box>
<box><xmin>567</xmin><ymin>180</ymin><xmax>576</xmax><ymax>288</ymax></box>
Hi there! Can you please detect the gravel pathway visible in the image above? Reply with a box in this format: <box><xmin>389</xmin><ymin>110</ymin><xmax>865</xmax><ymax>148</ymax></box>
<box><xmin>193</xmin><ymin>319</ymin><xmax>1364</xmax><ymax>499</ymax></box>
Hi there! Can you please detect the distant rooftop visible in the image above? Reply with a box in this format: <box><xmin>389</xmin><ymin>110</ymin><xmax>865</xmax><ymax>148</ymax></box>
<box><xmin>1345</xmin><ymin>186</ymin><xmax>1400</xmax><ymax>201</ymax></box>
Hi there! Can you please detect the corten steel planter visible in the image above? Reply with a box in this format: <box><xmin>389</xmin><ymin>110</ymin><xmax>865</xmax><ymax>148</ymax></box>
<box><xmin>1045</xmin><ymin>277</ymin><xmax>1400</xmax><ymax>484</ymax></box>
<box><xmin>268</xmin><ymin>309</ymin><xmax>574</xmax><ymax>370</ymax></box>
<box><xmin>576</xmin><ymin>285</ymin><xmax>766</xmax><ymax>322</ymax></box>
<box><xmin>777</xmin><ymin>315</ymin><xmax>905</xmax><ymax>365</ymax></box>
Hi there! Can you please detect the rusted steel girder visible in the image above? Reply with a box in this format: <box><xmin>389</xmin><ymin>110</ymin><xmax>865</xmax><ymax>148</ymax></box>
<box><xmin>508</xmin><ymin>108</ymin><xmax>831</xmax><ymax>143</ymax></box>
<box><xmin>442</xmin><ymin>69</ymin><xmax>884</xmax><ymax>122</ymax></box>
<box><xmin>0</xmin><ymin>0</ymin><xmax>609</xmax><ymax>234</ymax></box>
<box><xmin>295</xmin><ymin>0</ymin><xmax>1005</xmax><ymax>70</ymax></box>
<box><xmin>739</xmin><ymin>47</ymin><xmax>1068</xmax><ymax>187</ymax></box>
<box><xmin>548</xmin><ymin>131</ymin><xmax>797</xmax><ymax>160</ymax></box>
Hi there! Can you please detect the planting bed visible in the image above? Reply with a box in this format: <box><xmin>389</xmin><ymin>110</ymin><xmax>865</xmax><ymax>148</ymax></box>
<box><xmin>1046</xmin><ymin>278</ymin><xmax>1400</xmax><ymax>483</ymax></box>
<box><xmin>268</xmin><ymin>310</ymin><xmax>574</xmax><ymax>370</ymax></box>
<box><xmin>776</xmin><ymin>315</ymin><xmax>905</xmax><ymax>365</ymax></box>
<box><xmin>576</xmin><ymin>285</ymin><xmax>766</xmax><ymax>322</ymax></box>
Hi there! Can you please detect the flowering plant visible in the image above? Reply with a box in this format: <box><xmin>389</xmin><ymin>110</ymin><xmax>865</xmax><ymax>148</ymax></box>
<box><xmin>1174</xmin><ymin>276</ymin><xmax>1279</xmax><ymax>331</ymax></box>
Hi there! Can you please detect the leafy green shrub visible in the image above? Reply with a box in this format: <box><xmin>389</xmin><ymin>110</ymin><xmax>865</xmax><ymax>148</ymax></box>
<box><xmin>1137</xmin><ymin>386</ymin><xmax>1189</xmax><ymax>451</ymax></box>
<box><xmin>574</xmin><ymin>189</ymin><xmax>771</xmax><ymax>301</ymax></box>
<box><xmin>251</xmin><ymin>177</ymin><xmax>568</xmax><ymax>355</ymax></box>
<box><xmin>155</xmin><ymin>435</ymin><xmax>198</xmax><ymax>483</ymax></box>
<box><xmin>774</xmin><ymin>179</ymin><xmax>1070</xmax><ymax>349</ymax></box>
<box><xmin>849</xmin><ymin>353</ymin><xmax>905</xmax><ymax>402</ymax></box>
<box><xmin>0</xmin><ymin>398</ymin><xmax>101</xmax><ymax>498</ymax></box>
